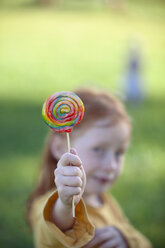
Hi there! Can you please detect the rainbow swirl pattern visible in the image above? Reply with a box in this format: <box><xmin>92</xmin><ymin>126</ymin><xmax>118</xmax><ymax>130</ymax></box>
<box><xmin>42</xmin><ymin>91</ymin><xmax>84</xmax><ymax>133</ymax></box>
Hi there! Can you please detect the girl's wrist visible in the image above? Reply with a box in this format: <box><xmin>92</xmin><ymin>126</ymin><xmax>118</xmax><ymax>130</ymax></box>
<box><xmin>58</xmin><ymin>198</ymin><xmax>72</xmax><ymax>212</ymax></box>
<box><xmin>52</xmin><ymin>197</ymin><xmax>74</xmax><ymax>231</ymax></box>
<box><xmin>55</xmin><ymin>198</ymin><xmax>73</xmax><ymax>215</ymax></box>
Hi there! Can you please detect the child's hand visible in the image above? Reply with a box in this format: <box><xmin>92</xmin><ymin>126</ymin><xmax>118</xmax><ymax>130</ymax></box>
<box><xmin>84</xmin><ymin>226</ymin><xmax>128</xmax><ymax>248</ymax></box>
<box><xmin>54</xmin><ymin>148</ymin><xmax>86</xmax><ymax>209</ymax></box>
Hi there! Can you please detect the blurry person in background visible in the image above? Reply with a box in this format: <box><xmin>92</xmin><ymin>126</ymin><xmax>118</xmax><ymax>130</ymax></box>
<box><xmin>124</xmin><ymin>41</ymin><xmax>145</xmax><ymax>103</ymax></box>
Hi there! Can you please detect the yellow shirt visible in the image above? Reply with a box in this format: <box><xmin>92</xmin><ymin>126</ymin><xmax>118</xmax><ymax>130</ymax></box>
<box><xmin>30</xmin><ymin>189</ymin><xmax>152</xmax><ymax>248</ymax></box>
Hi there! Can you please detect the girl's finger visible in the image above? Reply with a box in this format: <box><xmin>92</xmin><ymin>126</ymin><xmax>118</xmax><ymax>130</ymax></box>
<box><xmin>55</xmin><ymin>166</ymin><xmax>83</xmax><ymax>178</ymax></box>
<box><xmin>101</xmin><ymin>238</ymin><xmax>120</xmax><ymax>248</ymax></box>
<box><xmin>55</xmin><ymin>175</ymin><xmax>83</xmax><ymax>188</ymax></box>
<box><xmin>95</xmin><ymin>227</ymin><xmax>115</xmax><ymax>239</ymax></box>
<box><xmin>58</xmin><ymin>152</ymin><xmax>82</xmax><ymax>167</ymax></box>
<box><xmin>70</xmin><ymin>148</ymin><xmax>78</xmax><ymax>155</ymax></box>
<box><xmin>58</xmin><ymin>185</ymin><xmax>81</xmax><ymax>197</ymax></box>
<box><xmin>85</xmin><ymin>230</ymin><xmax>112</xmax><ymax>248</ymax></box>
<box><xmin>117</xmin><ymin>245</ymin><xmax>127</xmax><ymax>248</ymax></box>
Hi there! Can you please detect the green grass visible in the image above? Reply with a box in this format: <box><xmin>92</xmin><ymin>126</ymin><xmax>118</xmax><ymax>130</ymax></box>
<box><xmin>0</xmin><ymin>2</ymin><xmax>165</xmax><ymax>247</ymax></box>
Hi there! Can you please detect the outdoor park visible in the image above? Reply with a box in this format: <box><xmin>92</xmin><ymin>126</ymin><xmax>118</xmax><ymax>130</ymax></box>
<box><xmin>0</xmin><ymin>0</ymin><xmax>165</xmax><ymax>247</ymax></box>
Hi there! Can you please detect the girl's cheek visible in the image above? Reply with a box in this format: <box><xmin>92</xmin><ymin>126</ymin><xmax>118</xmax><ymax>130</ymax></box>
<box><xmin>117</xmin><ymin>163</ymin><xmax>123</xmax><ymax>175</ymax></box>
<box><xmin>84</xmin><ymin>166</ymin><xmax>94</xmax><ymax>176</ymax></box>
<box><xmin>84</xmin><ymin>162</ymin><xmax>99</xmax><ymax>177</ymax></box>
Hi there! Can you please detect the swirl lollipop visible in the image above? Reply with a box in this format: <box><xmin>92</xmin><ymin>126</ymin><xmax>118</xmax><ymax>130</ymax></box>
<box><xmin>42</xmin><ymin>91</ymin><xmax>84</xmax><ymax>217</ymax></box>
<box><xmin>42</xmin><ymin>91</ymin><xmax>84</xmax><ymax>133</ymax></box>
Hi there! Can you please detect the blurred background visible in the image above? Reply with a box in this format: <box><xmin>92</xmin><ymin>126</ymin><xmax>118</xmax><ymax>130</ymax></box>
<box><xmin>0</xmin><ymin>0</ymin><xmax>165</xmax><ymax>247</ymax></box>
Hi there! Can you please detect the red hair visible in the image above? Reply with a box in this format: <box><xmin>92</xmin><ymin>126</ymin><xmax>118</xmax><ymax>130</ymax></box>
<box><xmin>27</xmin><ymin>88</ymin><xmax>131</xmax><ymax>225</ymax></box>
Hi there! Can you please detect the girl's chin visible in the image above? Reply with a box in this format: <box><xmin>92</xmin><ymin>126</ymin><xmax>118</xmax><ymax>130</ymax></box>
<box><xmin>87</xmin><ymin>185</ymin><xmax>113</xmax><ymax>195</ymax></box>
<box><xmin>99</xmin><ymin>183</ymin><xmax>113</xmax><ymax>192</ymax></box>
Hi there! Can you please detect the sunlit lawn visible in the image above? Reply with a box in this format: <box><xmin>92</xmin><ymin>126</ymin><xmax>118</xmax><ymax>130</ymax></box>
<box><xmin>0</xmin><ymin>2</ymin><xmax>165</xmax><ymax>247</ymax></box>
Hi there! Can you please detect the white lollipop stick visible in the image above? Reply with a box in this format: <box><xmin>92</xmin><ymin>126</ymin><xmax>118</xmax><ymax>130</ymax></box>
<box><xmin>66</xmin><ymin>132</ymin><xmax>71</xmax><ymax>152</ymax></box>
<box><xmin>66</xmin><ymin>133</ymin><xmax>75</xmax><ymax>218</ymax></box>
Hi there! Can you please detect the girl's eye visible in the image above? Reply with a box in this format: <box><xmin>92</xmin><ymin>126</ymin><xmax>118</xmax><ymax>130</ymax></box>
<box><xmin>93</xmin><ymin>147</ymin><xmax>104</xmax><ymax>153</ymax></box>
<box><xmin>115</xmin><ymin>150</ymin><xmax>124</xmax><ymax>158</ymax></box>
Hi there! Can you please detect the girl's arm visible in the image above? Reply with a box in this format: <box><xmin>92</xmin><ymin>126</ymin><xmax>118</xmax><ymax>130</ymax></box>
<box><xmin>52</xmin><ymin>148</ymin><xmax>86</xmax><ymax>231</ymax></box>
<box><xmin>30</xmin><ymin>188</ymin><xmax>94</xmax><ymax>248</ymax></box>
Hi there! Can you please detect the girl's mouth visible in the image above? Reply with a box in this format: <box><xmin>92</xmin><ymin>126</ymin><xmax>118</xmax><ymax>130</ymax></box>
<box><xmin>94</xmin><ymin>176</ymin><xmax>111</xmax><ymax>184</ymax></box>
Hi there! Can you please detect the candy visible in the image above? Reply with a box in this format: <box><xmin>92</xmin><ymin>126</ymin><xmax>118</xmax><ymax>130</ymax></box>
<box><xmin>42</xmin><ymin>91</ymin><xmax>84</xmax><ymax>218</ymax></box>
<box><xmin>42</xmin><ymin>91</ymin><xmax>84</xmax><ymax>133</ymax></box>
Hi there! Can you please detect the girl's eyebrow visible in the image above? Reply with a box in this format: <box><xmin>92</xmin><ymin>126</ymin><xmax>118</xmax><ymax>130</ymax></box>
<box><xmin>117</xmin><ymin>147</ymin><xmax>126</xmax><ymax>153</ymax></box>
<box><xmin>117</xmin><ymin>142</ymin><xmax>129</xmax><ymax>151</ymax></box>
<box><xmin>92</xmin><ymin>141</ymin><xmax>110</xmax><ymax>146</ymax></box>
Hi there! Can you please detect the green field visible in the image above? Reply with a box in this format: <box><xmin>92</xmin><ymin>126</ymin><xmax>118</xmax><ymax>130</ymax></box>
<box><xmin>0</xmin><ymin>1</ymin><xmax>165</xmax><ymax>247</ymax></box>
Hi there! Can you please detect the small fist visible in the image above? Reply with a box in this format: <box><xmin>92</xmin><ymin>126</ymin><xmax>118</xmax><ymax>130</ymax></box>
<box><xmin>85</xmin><ymin>226</ymin><xmax>128</xmax><ymax>248</ymax></box>
<box><xmin>54</xmin><ymin>148</ymin><xmax>86</xmax><ymax>207</ymax></box>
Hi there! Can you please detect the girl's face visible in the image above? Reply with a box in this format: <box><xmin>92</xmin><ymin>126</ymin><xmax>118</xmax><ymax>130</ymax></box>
<box><xmin>72</xmin><ymin>119</ymin><xmax>130</xmax><ymax>197</ymax></box>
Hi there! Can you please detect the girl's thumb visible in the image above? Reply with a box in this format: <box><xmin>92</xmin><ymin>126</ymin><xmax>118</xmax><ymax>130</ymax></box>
<box><xmin>70</xmin><ymin>148</ymin><xmax>78</xmax><ymax>155</ymax></box>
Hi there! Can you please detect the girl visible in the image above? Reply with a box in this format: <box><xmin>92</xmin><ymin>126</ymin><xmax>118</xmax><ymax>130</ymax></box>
<box><xmin>27</xmin><ymin>88</ymin><xmax>152</xmax><ymax>248</ymax></box>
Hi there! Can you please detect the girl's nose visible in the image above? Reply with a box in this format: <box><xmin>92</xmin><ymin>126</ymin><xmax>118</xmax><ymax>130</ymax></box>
<box><xmin>102</xmin><ymin>152</ymin><xmax>117</xmax><ymax>172</ymax></box>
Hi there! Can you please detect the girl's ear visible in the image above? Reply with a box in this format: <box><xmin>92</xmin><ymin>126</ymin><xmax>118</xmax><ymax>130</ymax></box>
<box><xmin>50</xmin><ymin>135</ymin><xmax>66</xmax><ymax>160</ymax></box>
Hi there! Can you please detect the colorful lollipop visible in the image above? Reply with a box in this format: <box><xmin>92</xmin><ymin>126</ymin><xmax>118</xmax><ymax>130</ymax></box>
<box><xmin>42</xmin><ymin>91</ymin><xmax>84</xmax><ymax>133</ymax></box>
<box><xmin>42</xmin><ymin>91</ymin><xmax>85</xmax><ymax>217</ymax></box>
